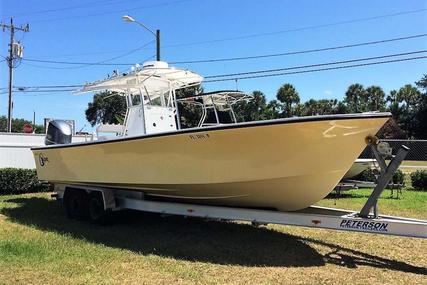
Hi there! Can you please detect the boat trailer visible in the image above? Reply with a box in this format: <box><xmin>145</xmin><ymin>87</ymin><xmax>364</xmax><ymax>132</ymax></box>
<box><xmin>53</xmin><ymin>142</ymin><xmax>427</xmax><ymax>238</ymax></box>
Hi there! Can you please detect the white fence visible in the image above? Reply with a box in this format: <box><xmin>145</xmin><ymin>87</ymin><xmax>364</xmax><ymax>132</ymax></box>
<box><xmin>0</xmin><ymin>132</ymin><xmax>88</xmax><ymax>169</ymax></box>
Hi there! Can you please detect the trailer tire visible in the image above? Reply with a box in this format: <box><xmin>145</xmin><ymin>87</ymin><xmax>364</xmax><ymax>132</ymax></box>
<box><xmin>64</xmin><ymin>188</ymin><xmax>89</xmax><ymax>221</ymax></box>
<box><xmin>88</xmin><ymin>192</ymin><xmax>111</xmax><ymax>225</ymax></box>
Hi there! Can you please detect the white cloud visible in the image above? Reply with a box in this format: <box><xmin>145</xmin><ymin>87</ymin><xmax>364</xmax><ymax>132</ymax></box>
<box><xmin>324</xmin><ymin>90</ymin><xmax>332</xmax><ymax>96</ymax></box>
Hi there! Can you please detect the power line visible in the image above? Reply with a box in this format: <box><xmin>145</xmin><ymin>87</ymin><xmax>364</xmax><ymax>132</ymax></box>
<box><xmin>0</xmin><ymin>89</ymin><xmax>75</xmax><ymax>95</ymax></box>
<box><xmin>20</xmin><ymin>34</ymin><xmax>427</xmax><ymax>69</ymax></box>
<box><xmin>61</xmin><ymin>40</ymin><xmax>155</xmax><ymax>69</ymax></box>
<box><xmin>164</xmin><ymin>8</ymin><xmax>427</xmax><ymax>48</ymax></box>
<box><xmin>30</xmin><ymin>31</ymin><xmax>427</xmax><ymax>60</ymax></box>
<box><xmin>22</xmin><ymin>0</ymin><xmax>193</xmax><ymax>24</ymax></box>
<box><xmin>2</xmin><ymin>0</ymin><xmax>140</xmax><ymax>18</ymax></box>
<box><xmin>204</xmin><ymin>50</ymin><xmax>427</xmax><ymax>79</ymax></box>
<box><xmin>170</xmin><ymin>34</ymin><xmax>427</xmax><ymax>64</ymax></box>
<box><xmin>15</xmin><ymin>85</ymin><xmax>83</xmax><ymax>89</ymax></box>
<box><xmin>29</xmin><ymin>47</ymin><xmax>152</xmax><ymax>58</ymax></box>
<box><xmin>21</xmin><ymin>61</ymin><xmax>99</xmax><ymax>69</ymax></box>
<box><xmin>22</xmin><ymin>41</ymin><xmax>155</xmax><ymax>69</ymax></box>
<box><xmin>204</xmin><ymin>56</ymin><xmax>427</xmax><ymax>83</ymax></box>
<box><xmin>6</xmin><ymin>50</ymin><xmax>426</xmax><ymax>91</ymax></box>
<box><xmin>21</xmin><ymin>59</ymin><xmax>126</xmax><ymax>66</ymax></box>
<box><xmin>18</xmin><ymin>89</ymin><xmax>76</xmax><ymax>93</ymax></box>
<box><xmin>22</xmin><ymin>54</ymin><xmax>156</xmax><ymax>70</ymax></box>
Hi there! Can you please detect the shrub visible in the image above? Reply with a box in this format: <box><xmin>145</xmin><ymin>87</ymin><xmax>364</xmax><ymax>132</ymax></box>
<box><xmin>356</xmin><ymin>168</ymin><xmax>405</xmax><ymax>185</ymax></box>
<box><xmin>391</xmin><ymin>169</ymin><xmax>405</xmax><ymax>185</ymax></box>
<box><xmin>410</xmin><ymin>170</ymin><xmax>427</xmax><ymax>191</ymax></box>
<box><xmin>0</xmin><ymin>168</ymin><xmax>49</xmax><ymax>195</ymax></box>
<box><xmin>357</xmin><ymin>168</ymin><xmax>378</xmax><ymax>182</ymax></box>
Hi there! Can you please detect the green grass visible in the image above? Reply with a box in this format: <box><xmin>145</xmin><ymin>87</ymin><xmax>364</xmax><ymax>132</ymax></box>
<box><xmin>317</xmin><ymin>188</ymin><xmax>427</xmax><ymax>219</ymax></box>
<box><xmin>400</xmin><ymin>160</ymin><xmax>427</xmax><ymax>168</ymax></box>
<box><xmin>0</xmin><ymin>191</ymin><xmax>426</xmax><ymax>285</ymax></box>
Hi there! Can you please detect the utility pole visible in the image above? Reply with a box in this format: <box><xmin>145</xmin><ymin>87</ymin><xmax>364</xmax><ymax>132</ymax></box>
<box><xmin>1</xmin><ymin>18</ymin><xmax>29</xmax><ymax>132</ymax></box>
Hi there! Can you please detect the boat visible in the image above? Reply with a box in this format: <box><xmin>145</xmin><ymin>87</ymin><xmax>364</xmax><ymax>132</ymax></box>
<box><xmin>343</xmin><ymin>158</ymin><xmax>376</xmax><ymax>179</ymax></box>
<box><xmin>32</xmin><ymin>61</ymin><xmax>391</xmax><ymax>211</ymax></box>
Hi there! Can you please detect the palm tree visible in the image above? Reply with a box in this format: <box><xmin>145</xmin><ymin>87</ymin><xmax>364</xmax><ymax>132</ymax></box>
<box><xmin>276</xmin><ymin>83</ymin><xmax>300</xmax><ymax>117</ymax></box>
<box><xmin>304</xmin><ymin>99</ymin><xmax>318</xmax><ymax>116</ymax></box>
<box><xmin>264</xmin><ymin>100</ymin><xmax>281</xmax><ymax>119</ymax></box>
<box><xmin>415</xmin><ymin>74</ymin><xmax>427</xmax><ymax>93</ymax></box>
<box><xmin>387</xmin><ymin>90</ymin><xmax>398</xmax><ymax>105</ymax></box>
<box><xmin>234</xmin><ymin>91</ymin><xmax>267</xmax><ymax>122</ymax></box>
<box><xmin>85</xmin><ymin>91</ymin><xmax>127</xmax><ymax>127</ymax></box>
<box><xmin>396</xmin><ymin>84</ymin><xmax>422</xmax><ymax>111</ymax></box>
<box><xmin>344</xmin><ymin>84</ymin><xmax>365</xmax><ymax>112</ymax></box>
<box><xmin>392</xmin><ymin>84</ymin><xmax>423</xmax><ymax>138</ymax></box>
<box><xmin>365</xmin><ymin>86</ymin><xmax>386</xmax><ymax>111</ymax></box>
<box><xmin>248</xmin><ymin>91</ymin><xmax>267</xmax><ymax>121</ymax></box>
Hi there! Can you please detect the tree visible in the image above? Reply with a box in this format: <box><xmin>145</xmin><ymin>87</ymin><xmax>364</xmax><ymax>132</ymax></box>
<box><xmin>378</xmin><ymin>119</ymin><xmax>406</xmax><ymax>139</ymax></box>
<box><xmin>415</xmin><ymin>74</ymin><xmax>427</xmax><ymax>92</ymax></box>
<box><xmin>386</xmin><ymin>89</ymin><xmax>403</xmax><ymax>134</ymax></box>
<box><xmin>264</xmin><ymin>100</ymin><xmax>281</xmax><ymax>120</ymax></box>
<box><xmin>386</xmin><ymin>90</ymin><xmax>398</xmax><ymax>105</ymax></box>
<box><xmin>316</xmin><ymin>99</ymin><xmax>338</xmax><ymax>115</ymax></box>
<box><xmin>302</xmin><ymin>99</ymin><xmax>346</xmax><ymax>116</ymax></box>
<box><xmin>333</xmin><ymin>101</ymin><xmax>348</xmax><ymax>114</ymax></box>
<box><xmin>344</xmin><ymin>83</ymin><xmax>365</xmax><ymax>112</ymax></box>
<box><xmin>413</xmin><ymin>75</ymin><xmax>427</xmax><ymax>138</ymax></box>
<box><xmin>85</xmin><ymin>91</ymin><xmax>127</xmax><ymax>127</ymax></box>
<box><xmin>391</xmin><ymin>84</ymin><xmax>423</xmax><ymax>138</ymax></box>
<box><xmin>0</xmin><ymin>116</ymin><xmax>45</xmax><ymax>133</ymax></box>
<box><xmin>276</xmin><ymin>83</ymin><xmax>300</xmax><ymax>117</ymax></box>
<box><xmin>176</xmin><ymin>85</ymin><xmax>204</xmax><ymax>128</ymax></box>
<box><xmin>234</xmin><ymin>91</ymin><xmax>267</xmax><ymax>122</ymax></box>
<box><xmin>396</xmin><ymin>84</ymin><xmax>422</xmax><ymax>110</ymax></box>
<box><xmin>365</xmin><ymin>86</ymin><xmax>386</xmax><ymax>111</ymax></box>
<box><xmin>303</xmin><ymin>99</ymin><xmax>318</xmax><ymax>116</ymax></box>
<box><xmin>413</xmin><ymin>95</ymin><xmax>427</xmax><ymax>139</ymax></box>
<box><xmin>292</xmin><ymin>103</ymin><xmax>306</xmax><ymax>117</ymax></box>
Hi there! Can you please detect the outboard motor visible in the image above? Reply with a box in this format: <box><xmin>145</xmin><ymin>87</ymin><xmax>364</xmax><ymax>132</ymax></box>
<box><xmin>45</xmin><ymin>120</ymin><xmax>72</xmax><ymax>145</ymax></box>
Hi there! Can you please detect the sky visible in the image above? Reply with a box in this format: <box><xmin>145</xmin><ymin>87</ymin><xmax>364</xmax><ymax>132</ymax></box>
<box><xmin>1</xmin><ymin>0</ymin><xmax>426</xmax><ymax>132</ymax></box>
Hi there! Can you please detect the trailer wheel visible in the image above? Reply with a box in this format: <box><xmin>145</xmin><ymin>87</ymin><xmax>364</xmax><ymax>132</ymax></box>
<box><xmin>64</xmin><ymin>188</ymin><xmax>89</xmax><ymax>220</ymax></box>
<box><xmin>88</xmin><ymin>192</ymin><xmax>111</xmax><ymax>225</ymax></box>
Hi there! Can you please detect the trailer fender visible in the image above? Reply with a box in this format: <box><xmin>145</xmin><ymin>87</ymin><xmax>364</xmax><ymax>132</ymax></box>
<box><xmin>63</xmin><ymin>186</ymin><xmax>116</xmax><ymax>210</ymax></box>
<box><xmin>94</xmin><ymin>188</ymin><xmax>116</xmax><ymax>210</ymax></box>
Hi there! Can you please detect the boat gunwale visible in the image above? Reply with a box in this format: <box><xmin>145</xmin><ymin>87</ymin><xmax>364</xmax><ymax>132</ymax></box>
<box><xmin>32</xmin><ymin>112</ymin><xmax>391</xmax><ymax>150</ymax></box>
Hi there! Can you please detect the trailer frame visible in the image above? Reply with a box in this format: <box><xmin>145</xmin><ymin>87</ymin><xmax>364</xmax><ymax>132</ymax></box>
<box><xmin>52</xmin><ymin>182</ymin><xmax>427</xmax><ymax>239</ymax></box>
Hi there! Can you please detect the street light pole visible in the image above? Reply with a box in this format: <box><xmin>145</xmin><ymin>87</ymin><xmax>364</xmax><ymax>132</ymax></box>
<box><xmin>156</xmin><ymin>29</ymin><xmax>160</xmax><ymax>61</ymax></box>
<box><xmin>122</xmin><ymin>15</ymin><xmax>160</xmax><ymax>61</ymax></box>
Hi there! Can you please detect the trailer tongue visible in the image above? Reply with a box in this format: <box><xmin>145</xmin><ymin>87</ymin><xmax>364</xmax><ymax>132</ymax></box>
<box><xmin>115</xmin><ymin>198</ymin><xmax>427</xmax><ymax>238</ymax></box>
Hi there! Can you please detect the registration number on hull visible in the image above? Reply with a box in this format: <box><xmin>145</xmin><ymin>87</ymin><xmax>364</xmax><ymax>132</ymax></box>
<box><xmin>189</xmin><ymin>133</ymin><xmax>210</xmax><ymax>140</ymax></box>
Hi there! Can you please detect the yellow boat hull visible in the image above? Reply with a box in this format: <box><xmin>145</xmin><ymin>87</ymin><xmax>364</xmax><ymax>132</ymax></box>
<box><xmin>32</xmin><ymin>114</ymin><xmax>389</xmax><ymax>211</ymax></box>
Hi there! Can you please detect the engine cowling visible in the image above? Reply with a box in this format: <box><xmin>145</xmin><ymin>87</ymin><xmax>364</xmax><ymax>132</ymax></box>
<box><xmin>45</xmin><ymin>120</ymin><xmax>72</xmax><ymax>145</ymax></box>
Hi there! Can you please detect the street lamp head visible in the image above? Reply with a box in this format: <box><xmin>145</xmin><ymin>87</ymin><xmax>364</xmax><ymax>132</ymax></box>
<box><xmin>122</xmin><ymin>15</ymin><xmax>135</xmax><ymax>23</ymax></box>
<box><xmin>121</xmin><ymin>14</ymin><xmax>160</xmax><ymax>61</ymax></box>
